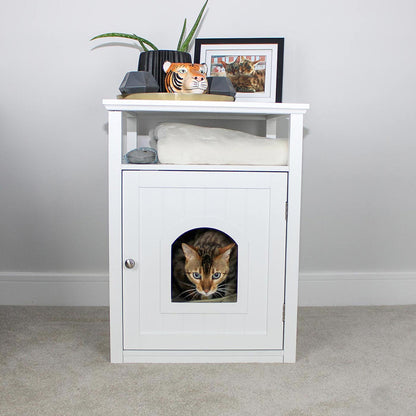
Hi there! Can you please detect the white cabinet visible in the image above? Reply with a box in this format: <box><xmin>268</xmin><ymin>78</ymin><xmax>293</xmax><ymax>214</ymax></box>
<box><xmin>104</xmin><ymin>100</ymin><xmax>309</xmax><ymax>363</ymax></box>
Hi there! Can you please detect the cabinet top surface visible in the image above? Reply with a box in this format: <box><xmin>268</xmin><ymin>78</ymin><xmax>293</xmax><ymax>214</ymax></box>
<box><xmin>103</xmin><ymin>99</ymin><xmax>309</xmax><ymax>115</ymax></box>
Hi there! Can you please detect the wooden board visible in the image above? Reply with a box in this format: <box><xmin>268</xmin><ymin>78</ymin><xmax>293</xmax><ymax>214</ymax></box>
<box><xmin>117</xmin><ymin>92</ymin><xmax>235</xmax><ymax>102</ymax></box>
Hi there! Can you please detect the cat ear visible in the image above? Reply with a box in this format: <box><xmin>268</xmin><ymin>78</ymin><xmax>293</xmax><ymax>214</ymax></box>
<box><xmin>219</xmin><ymin>59</ymin><xmax>227</xmax><ymax>68</ymax></box>
<box><xmin>216</xmin><ymin>243</ymin><xmax>235</xmax><ymax>262</ymax></box>
<box><xmin>181</xmin><ymin>243</ymin><xmax>199</xmax><ymax>261</ymax></box>
<box><xmin>163</xmin><ymin>61</ymin><xmax>172</xmax><ymax>73</ymax></box>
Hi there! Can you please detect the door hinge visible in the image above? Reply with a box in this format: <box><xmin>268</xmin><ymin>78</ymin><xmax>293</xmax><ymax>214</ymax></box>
<box><xmin>285</xmin><ymin>201</ymin><xmax>288</xmax><ymax>221</ymax></box>
<box><xmin>282</xmin><ymin>303</ymin><xmax>286</xmax><ymax>322</ymax></box>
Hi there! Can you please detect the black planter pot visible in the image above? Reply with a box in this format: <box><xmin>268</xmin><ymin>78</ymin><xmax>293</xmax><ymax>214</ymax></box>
<box><xmin>138</xmin><ymin>50</ymin><xmax>192</xmax><ymax>92</ymax></box>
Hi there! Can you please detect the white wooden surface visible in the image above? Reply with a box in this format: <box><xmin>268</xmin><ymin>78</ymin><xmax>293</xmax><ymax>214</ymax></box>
<box><xmin>284</xmin><ymin>113</ymin><xmax>305</xmax><ymax>362</ymax></box>
<box><xmin>121</xmin><ymin>164</ymin><xmax>290</xmax><ymax>172</ymax></box>
<box><xmin>122</xmin><ymin>171</ymin><xmax>287</xmax><ymax>350</ymax></box>
<box><xmin>106</xmin><ymin>99</ymin><xmax>309</xmax><ymax>363</ymax></box>
<box><xmin>103</xmin><ymin>100</ymin><xmax>309</xmax><ymax>115</ymax></box>
<box><xmin>107</xmin><ymin>111</ymin><xmax>123</xmax><ymax>363</ymax></box>
<box><xmin>122</xmin><ymin>349</ymin><xmax>285</xmax><ymax>364</ymax></box>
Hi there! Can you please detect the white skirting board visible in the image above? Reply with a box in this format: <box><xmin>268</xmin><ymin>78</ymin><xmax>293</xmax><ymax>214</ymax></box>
<box><xmin>0</xmin><ymin>271</ymin><xmax>415</xmax><ymax>306</ymax></box>
<box><xmin>0</xmin><ymin>273</ymin><xmax>109</xmax><ymax>306</ymax></box>
<box><xmin>298</xmin><ymin>272</ymin><xmax>416</xmax><ymax>306</ymax></box>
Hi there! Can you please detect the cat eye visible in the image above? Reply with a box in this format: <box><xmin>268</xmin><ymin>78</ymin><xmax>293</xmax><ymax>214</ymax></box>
<box><xmin>212</xmin><ymin>272</ymin><xmax>221</xmax><ymax>279</ymax></box>
<box><xmin>178</xmin><ymin>68</ymin><xmax>187</xmax><ymax>74</ymax></box>
<box><xmin>192</xmin><ymin>272</ymin><xmax>202</xmax><ymax>279</ymax></box>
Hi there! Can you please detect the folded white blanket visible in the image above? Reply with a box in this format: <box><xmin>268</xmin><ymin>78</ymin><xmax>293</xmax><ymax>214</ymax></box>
<box><xmin>150</xmin><ymin>123</ymin><xmax>288</xmax><ymax>165</ymax></box>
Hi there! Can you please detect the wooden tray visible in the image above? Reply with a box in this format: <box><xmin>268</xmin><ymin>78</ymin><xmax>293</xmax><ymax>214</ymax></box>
<box><xmin>117</xmin><ymin>92</ymin><xmax>235</xmax><ymax>102</ymax></box>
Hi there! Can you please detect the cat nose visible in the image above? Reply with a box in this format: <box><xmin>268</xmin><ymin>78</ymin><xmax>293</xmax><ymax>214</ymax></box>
<box><xmin>194</xmin><ymin>76</ymin><xmax>204</xmax><ymax>81</ymax></box>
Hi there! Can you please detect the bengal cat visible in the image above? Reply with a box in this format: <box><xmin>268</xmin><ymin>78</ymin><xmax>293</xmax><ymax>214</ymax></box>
<box><xmin>171</xmin><ymin>228</ymin><xmax>237</xmax><ymax>302</ymax></box>
<box><xmin>219</xmin><ymin>56</ymin><xmax>265</xmax><ymax>93</ymax></box>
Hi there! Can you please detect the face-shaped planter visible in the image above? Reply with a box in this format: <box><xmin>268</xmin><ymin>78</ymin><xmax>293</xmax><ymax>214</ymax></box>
<box><xmin>163</xmin><ymin>61</ymin><xmax>208</xmax><ymax>94</ymax></box>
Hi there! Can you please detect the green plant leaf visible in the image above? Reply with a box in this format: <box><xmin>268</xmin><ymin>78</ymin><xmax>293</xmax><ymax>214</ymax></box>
<box><xmin>133</xmin><ymin>34</ymin><xmax>149</xmax><ymax>52</ymax></box>
<box><xmin>90</xmin><ymin>32</ymin><xmax>158</xmax><ymax>50</ymax></box>
<box><xmin>177</xmin><ymin>18</ymin><xmax>187</xmax><ymax>51</ymax></box>
<box><xmin>178</xmin><ymin>0</ymin><xmax>208</xmax><ymax>52</ymax></box>
<box><xmin>138</xmin><ymin>39</ymin><xmax>149</xmax><ymax>52</ymax></box>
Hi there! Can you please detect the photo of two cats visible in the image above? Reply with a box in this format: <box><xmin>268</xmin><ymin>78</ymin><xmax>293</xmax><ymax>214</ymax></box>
<box><xmin>212</xmin><ymin>55</ymin><xmax>266</xmax><ymax>93</ymax></box>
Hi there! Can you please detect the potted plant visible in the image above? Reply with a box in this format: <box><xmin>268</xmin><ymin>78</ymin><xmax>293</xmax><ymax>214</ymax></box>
<box><xmin>91</xmin><ymin>0</ymin><xmax>208</xmax><ymax>91</ymax></box>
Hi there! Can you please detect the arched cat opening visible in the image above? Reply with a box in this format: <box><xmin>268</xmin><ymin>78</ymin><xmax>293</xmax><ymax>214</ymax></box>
<box><xmin>171</xmin><ymin>228</ymin><xmax>238</xmax><ymax>303</ymax></box>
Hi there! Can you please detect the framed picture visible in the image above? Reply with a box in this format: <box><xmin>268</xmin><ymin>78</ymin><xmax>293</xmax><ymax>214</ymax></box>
<box><xmin>194</xmin><ymin>38</ymin><xmax>284</xmax><ymax>103</ymax></box>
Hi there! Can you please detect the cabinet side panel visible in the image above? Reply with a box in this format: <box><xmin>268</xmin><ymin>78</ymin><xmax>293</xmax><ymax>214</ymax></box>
<box><xmin>284</xmin><ymin>113</ymin><xmax>304</xmax><ymax>362</ymax></box>
<box><xmin>108</xmin><ymin>111</ymin><xmax>123</xmax><ymax>363</ymax></box>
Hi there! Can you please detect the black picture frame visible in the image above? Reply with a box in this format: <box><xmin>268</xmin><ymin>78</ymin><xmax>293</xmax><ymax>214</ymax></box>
<box><xmin>194</xmin><ymin>38</ymin><xmax>284</xmax><ymax>103</ymax></box>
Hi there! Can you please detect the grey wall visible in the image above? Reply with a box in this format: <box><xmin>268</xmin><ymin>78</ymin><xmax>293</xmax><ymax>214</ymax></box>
<box><xmin>1</xmin><ymin>0</ymin><xmax>415</xmax><ymax>305</ymax></box>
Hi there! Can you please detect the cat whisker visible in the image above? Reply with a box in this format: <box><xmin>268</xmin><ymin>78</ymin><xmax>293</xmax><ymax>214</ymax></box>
<box><xmin>181</xmin><ymin>290</ymin><xmax>196</xmax><ymax>296</ymax></box>
<box><xmin>181</xmin><ymin>286</ymin><xmax>195</xmax><ymax>293</ymax></box>
<box><xmin>191</xmin><ymin>292</ymin><xmax>200</xmax><ymax>301</ymax></box>
<box><xmin>179</xmin><ymin>288</ymin><xmax>198</xmax><ymax>299</ymax></box>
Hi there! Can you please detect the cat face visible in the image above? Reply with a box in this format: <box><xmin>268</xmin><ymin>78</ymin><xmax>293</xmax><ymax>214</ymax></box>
<box><xmin>219</xmin><ymin>57</ymin><xmax>240</xmax><ymax>76</ymax></box>
<box><xmin>219</xmin><ymin>56</ymin><xmax>261</xmax><ymax>76</ymax></box>
<box><xmin>237</xmin><ymin>57</ymin><xmax>261</xmax><ymax>75</ymax></box>
<box><xmin>181</xmin><ymin>242</ymin><xmax>234</xmax><ymax>297</ymax></box>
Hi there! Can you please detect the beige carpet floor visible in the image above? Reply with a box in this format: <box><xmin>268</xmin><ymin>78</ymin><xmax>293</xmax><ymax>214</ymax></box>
<box><xmin>1</xmin><ymin>305</ymin><xmax>415</xmax><ymax>415</ymax></box>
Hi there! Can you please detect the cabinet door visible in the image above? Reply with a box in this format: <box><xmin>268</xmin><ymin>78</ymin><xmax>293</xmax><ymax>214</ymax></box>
<box><xmin>122</xmin><ymin>170</ymin><xmax>287</xmax><ymax>350</ymax></box>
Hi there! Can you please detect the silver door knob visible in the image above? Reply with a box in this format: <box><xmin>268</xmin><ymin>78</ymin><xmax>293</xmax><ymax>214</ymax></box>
<box><xmin>124</xmin><ymin>259</ymin><xmax>136</xmax><ymax>269</ymax></box>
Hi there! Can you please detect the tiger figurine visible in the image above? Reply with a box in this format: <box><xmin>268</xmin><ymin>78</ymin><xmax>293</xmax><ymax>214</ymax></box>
<box><xmin>163</xmin><ymin>61</ymin><xmax>208</xmax><ymax>94</ymax></box>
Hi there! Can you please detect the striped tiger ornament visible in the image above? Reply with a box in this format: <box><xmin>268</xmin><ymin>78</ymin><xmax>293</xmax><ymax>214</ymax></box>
<box><xmin>163</xmin><ymin>61</ymin><xmax>208</xmax><ymax>94</ymax></box>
